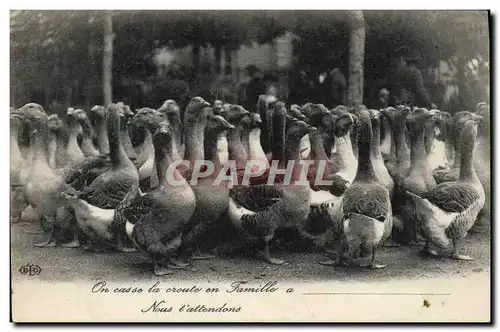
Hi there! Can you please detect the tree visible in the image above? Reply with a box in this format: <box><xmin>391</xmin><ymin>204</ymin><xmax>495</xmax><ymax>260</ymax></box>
<box><xmin>346</xmin><ymin>11</ymin><xmax>366</xmax><ymax>106</ymax></box>
<box><xmin>103</xmin><ymin>11</ymin><xmax>113</xmax><ymax>106</ymax></box>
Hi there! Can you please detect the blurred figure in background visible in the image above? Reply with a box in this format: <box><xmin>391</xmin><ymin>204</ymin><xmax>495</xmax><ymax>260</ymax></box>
<box><xmin>392</xmin><ymin>51</ymin><xmax>437</xmax><ymax>109</ymax></box>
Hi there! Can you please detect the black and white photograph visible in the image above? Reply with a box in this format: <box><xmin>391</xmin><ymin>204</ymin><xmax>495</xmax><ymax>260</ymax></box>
<box><xmin>9</xmin><ymin>9</ymin><xmax>491</xmax><ymax>322</ymax></box>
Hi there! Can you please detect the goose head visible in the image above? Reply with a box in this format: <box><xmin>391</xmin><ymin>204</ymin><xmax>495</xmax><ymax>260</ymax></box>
<box><xmin>225</xmin><ymin>105</ymin><xmax>250</xmax><ymax>127</ymax></box>
<box><xmin>213</xmin><ymin>100</ymin><xmax>223</xmax><ymax>114</ymax></box>
<box><xmin>13</xmin><ymin>104</ymin><xmax>49</xmax><ymax>136</ymax></box>
<box><xmin>90</xmin><ymin>105</ymin><xmax>107</xmax><ymax>119</ymax></box>
<box><xmin>334</xmin><ymin>112</ymin><xmax>356</xmax><ymax>138</ymax></box>
<box><xmin>289</xmin><ymin>104</ymin><xmax>306</xmax><ymax>121</ymax></box>
<box><xmin>257</xmin><ymin>94</ymin><xmax>269</xmax><ymax>111</ymax></box>
<box><xmin>152</xmin><ymin>121</ymin><xmax>173</xmax><ymax>147</ymax></box>
<box><xmin>128</xmin><ymin>107</ymin><xmax>165</xmax><ymax>132</ymax></box>
<box><xmin>330</xmin><ymin>105</ymin><xmax>348</xmax><ymax>116</ymax></box>
<box><xmin>408</xmin><ymin>108</ymin><xmax>434</xmax><ymax>139</ymax></box>
<box><xmin>249</xmin><ymin>113</ymin><xmax>263</xmax><ymax>129</ymax></box>
<box><xmin>186</xmin><ymin>96</ymin><xmax>210</xmax><ymax>117</ymax></box>
<box><xmin>207</xmin><ymin>114</ymin><xmax>235</xmax><ymax>135</ymax></box>
<box><xmin>300</xmin><ymin>102</ymin><xmax>313</xmax><ymax>118</ymax></box>
<box><xmin>286</xmin><ymin>120</ymin><xmax>312</xmax><ymax>144</ymax></box>
<box><xmin>307</xmin><ymin>104</ymin><xmax>330</xmax><ymax>127</ymax></box>
<box><xmin>73</xmin><ymin>109</ymin><xmax>94</xmax><ymax>134</ymax></box>
<box><xmin>369</xmin><ymin>109</ymin><xmax>381</xmax><ymax>127</ymax></box>
<box><xmin>67</xmin><ymin>108</ymin><xmax>84</xmax><ymax>136</ymax></box>
<box><xmin>158</xmin><ymin>99</ymin><xmax>180</xmax><ymax>117</ymax></box>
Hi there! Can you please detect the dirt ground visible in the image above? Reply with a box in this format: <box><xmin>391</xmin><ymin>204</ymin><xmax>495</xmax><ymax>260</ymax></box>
<box><xmin>10</xmin><ymin>218</ymin><xmax>491</xmax><ymax>284</ymax></box>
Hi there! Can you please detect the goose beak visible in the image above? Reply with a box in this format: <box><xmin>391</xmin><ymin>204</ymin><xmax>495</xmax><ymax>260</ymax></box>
<box><xmin>203</xmin><ymin>100</ymin><xmax>211</xmax><ymax>107</ymax></box>
<box><xmin>472</xmin><ymin>114</ymin><xmax>483</xmax><ymax>122</ymax></box>
<box><xmin>224</xmin><ymin>121</ymin><xmax>236</xmax><ymax>130</ymax></box>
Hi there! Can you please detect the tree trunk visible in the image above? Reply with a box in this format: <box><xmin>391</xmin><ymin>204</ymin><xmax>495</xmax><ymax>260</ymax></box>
<box><xmin>346</xmin><ymin>10</ymin><xmax>366</xmax><ymax>107</ymax></box>
<box><xmin>214</xmin><ymin>45</ymin><xmax>222</xmax><ymax>76</ymax></box>
<box><xmin>192</xmin><ymin>44</ymin><xmax>201</xmax><ymax>78</ymax></box>
<box><xmin>103</xmin><ymin>11</ymin><xmax>113</xmax><ymax>107</ymax></box>
<box><xmin>224</xmin><ymin>46</ymin><xmax>232</xmax><ymax>75</ymax></box>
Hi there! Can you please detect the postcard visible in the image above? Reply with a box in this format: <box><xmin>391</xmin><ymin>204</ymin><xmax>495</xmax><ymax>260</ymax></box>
<box><xmin>10</xmin><ymin>9</ymin><xmax>491</xmax><ymax>323</ymax></box>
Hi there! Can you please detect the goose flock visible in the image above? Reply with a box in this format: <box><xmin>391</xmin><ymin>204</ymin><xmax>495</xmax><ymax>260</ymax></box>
<box><xmin>10</xmin><ymin>96</ymin><xmax>490</xmax><ymax>276</ymax></box>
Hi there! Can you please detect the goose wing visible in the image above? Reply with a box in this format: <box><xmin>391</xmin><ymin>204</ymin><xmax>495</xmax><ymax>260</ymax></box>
<box><xmin>422</xmin><ymin>182</ymin><xmax>480</xmax><ymax>213</ymax></box>
<box><xmin>230</xmin><ymin>184</ymin><xmax>284</xmax><ymax>211</ymax></box>
<box><xmin>342</xmin><ymin>183</ymin><xmax>389</xmax><ymax>222</ymax></box>
<box><xmin>310</xmin><ymin>173</ymin><xmax>349</xmax><ymax>196</ymax></box>
<box><xmin>79</xmin><ymin>172</ymin><xmax>138</xmax><ymax>209</ymax></box>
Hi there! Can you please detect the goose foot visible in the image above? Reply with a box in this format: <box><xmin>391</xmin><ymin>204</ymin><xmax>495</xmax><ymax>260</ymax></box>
<box><xmin>62</xmin><ymin>239</ymin><xmax>80</xmax><ymax>248</ymax></box>
<box><xmin>419</xmin><ymin>248</ymin><xmax>440</xmax><ymax>257</ymax></box>
<box><xmin>153</xmin><ymin>262</ymin><xmax>174</xmax><ymax>276</ymax></box>
<box><xmin>451</xmin><ymin>254</ymin><xmax>474</xmax><ymax>261</ymax></box>
<box><xmin>360</xmin><ymin>250</ymin><xmax>386</xmax><ymax>269</ymax></box>
<box><xmin>451</xmin><ymin>241</ymin><xmax>473</xmax><ymax>260</ymax></box>
<box><xmin>261</xmin><ymin>238</ymin><xmax>288</xmax><ymax>265</ymax></box>
<box><xmin>409</xmin><ymin>240</ymin><xmax>426</xmax><ymax>246</ymax></box>
<box><xmin>383</xmin><ymin>238</ymin><xmax>401</xmax><ymax>248</ymax></box>
<box><xmin>318</xmin><ymin>259</ymin><xmax>338</xmax><ymax>266</ymax></box>
<box><xmin>360</xmin><ymin>263</ymin><xmax>387</xmax><ymax>269</ymax></box>
<box><xmin>119</xmin><ymin>247</ymin><xmax>139</xmax><ymax>253</ymax></box>
<box><xmin>83</xmin><ymin>244</ymin><xmax>106</xmax><ymax>252</ymax></box>
<box><xmin>169</xmin><ymin>257</ymin><xmax>190</xmax><ymax>269</ymax></box>
<box><xmin>191</xmin><ymin>252</ymin><xmax>216</xmax><ymax>260</ymax></box>
<box><xmin>34</xmin><ymin>238</ymin><xmax>57</xmax><ymax>247</ymax></box>
<box><xmin>24</xmin><ymin>227</ymin><xmax>46</xmax><ymax>234</ymax></box>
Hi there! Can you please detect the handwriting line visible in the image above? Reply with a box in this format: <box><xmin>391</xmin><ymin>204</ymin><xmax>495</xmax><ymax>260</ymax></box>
<box><xmin>302</xmin><ymin>292</ymin><xmax>451</xmax><ymax>296</ymax></box>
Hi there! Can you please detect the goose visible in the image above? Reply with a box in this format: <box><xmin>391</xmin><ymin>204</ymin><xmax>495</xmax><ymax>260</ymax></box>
<box><xmin>158</xmin><ymin>99</ymin><xmax>184</xmax><ymax>161</ymax></box>
<box><xmin>10</xmin><ymin>111</ymin><xmax>30</xmax><ymax>224</ymax></box>
<box><xmin>63</xmin><ymin>103</ymin><xmax>139</xmax><ymax>252</ymax></box>
<box><xmin>227</xmin><ymin>120</ymin><xmax>313</xmax><ymax>265</ymax></box>
<box><xmin>128</xmin><ymin>108</ymin><xmax>160</xmax><ymax>191</ymax></box>
<box><xmin>179</xmin><ymin>113</ymin><xmax>235</xmax><ymax>261</ymax></box>
<box><xmin>424</xmin><ymin>109</ymin><xmax>449</xmax><ymax>171</ymax></box>
<box><xmin>305</xmin><ymin>104</ymin><xmax>331</xmax><ymax>154</ymax></box>
<box><xmin>383</xmin><ymin>106</ymin><xmax>412</xmax><ymax>180</ymax></box>
<box><xmin>326</xmin><ymin>109</ymin><xmax>393</xmax><ymax>269</ymax></box>
<box><xmin>408</xmin><ymin>118</ymin><xmax>485</xmax><ymax>260</ymax></box>
<box><xmin>73</xmin><ymin>109</ymin><xmax>100</xmax><ymax>157</ymax></box>
<box><xmin>304</xmin><ymin>125</ymin><xmax>349</xmax><ymax>245</ymax></box>
<box><xmin>380</xmin><ymin>110</ymin><xmax>394</xmax><ymax>160</ymax></box>
<box><xmin>368</xmin><ymin>109</ymin><xmax>394</xmax><ymax>199</ymax></box>
<box><xmin>225</xmin><ymin>105</ymin><xmax>252</xmax><ymax>183</ymax></box>
<box><xmin>330</xmin><ymin>113</ymin><xmax>357</xmax><ymax>184</ymax></box>
<box><xmin>117</xmin><ymin>102</ymin><xmax>137</xmax><ymax>161</ymax></box>
<box><xmin>243</xmin><ymin>103</ymin><xmax>286</xmax><ymax>186</ymax></box>
<box><xmin>243</xmin><ymin>112</ymin><xmax>270</xmax><ymax>176</ymax></box>
<box><xmin>181</xmin><ymin>97</ymin><xmax>212</xmax><ymax>179</ymax></box>
<box><xmin>116</xmin><ymin>121</ymin><xmax>197</xmax><ymax>276</ymax></box>
<box><xmin>257</xmin><ymin>95</ymin><xmax>272</xmax><ymax>155</ymax></box>
<box><xmin>66</xmin><ymin>108</ymin><xmax>86</xmax><ymax>165</ymax></box>
<box><xmin>47</xmin><ymin>114</ymin><xmax>71</xmax><ymax>168</ymax></box>
<box><xmin>394</xmin><ymin>109</ymin><xmax>437</xmax><ymax>245</ymax></box>
<box><xmin>90</xmin><ymin>105</ymin><xmax>110</xmax><ymax>155</ymax></box>
<box><xmin>433</xmin><ymin>111</ymin><xmax>482</xmax><ymax>184</ymax></box>
<box><xmin>471</xmin><ymin>102</ymin><xmax>490</xmax><ymax>231</ymax></box>
<box><xmin>13</xmin><ymin>103</ymin><xmax>82</xmax><ymax>248</ymax></box>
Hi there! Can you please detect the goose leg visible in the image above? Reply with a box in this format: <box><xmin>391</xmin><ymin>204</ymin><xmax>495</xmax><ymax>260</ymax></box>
<box><xmin>419</xmin><ymin>240</ymin><xmax>440</xmax><ymax>257</ymax></box>
<box><xmin>115</xmin><ymin>231</ymin><xmax>138</xmax><ymax>253</ymax></box>
<box><xmin>33</xmin><ymin>219</ymin><xmax>57</xmax><ymax>247</ymax></box>
<box><xmin>261</xmin><ymin>237</ymin><xmax>287</xmax><ymax>265</ymax></box>
<box><xmin>62</xmin><ymin>232</ymin><xmax>80</xmax><ymax>248</ymax></box>
<box><xmin>451</xmin><ymin>240</ymin><xmax>473</xmax><ymax>261</ymax></box>
<box><xmin>360</xmin><ymin>250</ymin><xmax>387</xmax><ymax>269</ymax></box>
<box><xmin>24</xmin><ymin>217</ymin><xmax>47</xmax><ymax>234</ymax></box>
<box><xmin>191</xmin><ymin>250</ymin><xmax>216</xmax><ymax>260</ymax></box>
<box><xmin>153</xmin><ymin>260</ymin><xmax>174</xmax><ymax>276</ymax></box>
<box><xmin>167</xmin><ymin>257</ymin><xmax>190</xmax><ymax>269</ymax></box>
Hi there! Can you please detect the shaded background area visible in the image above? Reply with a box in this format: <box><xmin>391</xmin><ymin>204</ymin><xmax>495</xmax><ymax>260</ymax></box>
<box><xmin>10</xmin><ymin>10</ymin><xmax>489</xmax><ymax>114</ymax></box>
